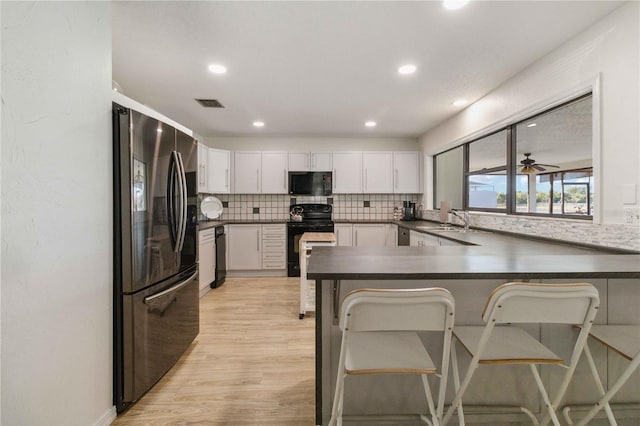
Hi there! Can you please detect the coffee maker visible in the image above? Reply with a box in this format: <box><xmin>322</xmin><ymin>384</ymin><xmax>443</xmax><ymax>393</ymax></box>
<box><xmin>402</xmin><ymin>201</ymin><xmax>416</xmax><ymax>221</ymax></box>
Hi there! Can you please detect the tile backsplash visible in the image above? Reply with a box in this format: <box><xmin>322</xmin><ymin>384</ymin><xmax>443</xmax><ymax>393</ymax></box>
<box><xmin>422</xmin><ymin>209</ymin><xmax>640</xmax><ymax>252</ymax></box>
<box><xmin>198</xmin><ymin>193</ymin><xmax>420</xmax><ymax>221</ymax></box>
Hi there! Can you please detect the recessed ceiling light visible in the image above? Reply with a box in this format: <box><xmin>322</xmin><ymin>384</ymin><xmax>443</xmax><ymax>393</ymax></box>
<box><xmin>527</xmin><ymin>123</ymin><xmax>537</xmax><ymax>128</ymax></box>
<box><xmin>253</xmin><ymin>121</ymin><xmax>265</xmax><ymax>128</ymax></box>
<box><xmin>398</xmin><ymin>64</ymin><xmax>417</xmax><ymax>75</ymax></box>
<box><xmin>208</xmin><ymin>64</ymin><xmax>227</xmax><ymax>74</ymax></box>
<box><xmin>365</xmin><ymin>121</ymin><xmax>377</xmax><ymax>128</ymax></box>
<box><xmin>452</xmin><ymin>99</ymin><xmax>469</xmax><ymax>107</ymax></box>
<box><xmin>156</xmin><ymin>127</ymin><xmax>162</xmax><ymax>133</ymax></box>
<box><xmin>443</xmin><ymin>0</ymin><xmax>470</xmax><ymax>10</ymax></box>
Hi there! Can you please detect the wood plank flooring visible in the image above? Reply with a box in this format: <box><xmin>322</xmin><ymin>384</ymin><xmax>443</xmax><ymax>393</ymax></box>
<box><xmin>113</xmin><ymin>277</ymin><xmax>315</xmax><ymax>425</ymax></box>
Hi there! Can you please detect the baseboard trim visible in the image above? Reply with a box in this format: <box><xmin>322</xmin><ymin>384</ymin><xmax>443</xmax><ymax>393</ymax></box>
<box><xmin>226</xmin><ymin>270</ymin><xmax>287</xmax><ymax>278</ymax></box>
<box><xmin>94</xmin><ymin>406</ymin><xmax>117</xmax><ymax>426</ymax></box>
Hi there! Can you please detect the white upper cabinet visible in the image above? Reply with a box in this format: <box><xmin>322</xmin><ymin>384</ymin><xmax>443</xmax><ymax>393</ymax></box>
<box><xmin>393</xmin><ymin>152</ymin><xmax>422</xmax><ymax>193</ymax></box>
<box><xmin>261</xmin><ymin>151</ymin><xmax>288</xmax><ymax>194</ymax></box>
<box><xmin>207</xmin><ymin>148</ymin><xmax>231</xmax><ymax>193</ymax></box>
<box><xmin>289</xmin><ymin>152</ymin><xmax>332</xmax><ymax>171</ymax></box>
<box><xmin>233</xmin><ymin>151</ymin><xmax>262</xmax><ymax>194</ymax></box>
<box><xmin>363</xmin><ymin>152</ymin><xmax>393</xmax><ymax>193</ymax></box>
<box><xmin>332</xmin><ymin>152</ymin><xmax>362</xmax><ymax>194</ymax></box>
<box><xmin>197</xmin><ymin>143</ymin><xmax>209</xmax><ymax>193</ymax></box>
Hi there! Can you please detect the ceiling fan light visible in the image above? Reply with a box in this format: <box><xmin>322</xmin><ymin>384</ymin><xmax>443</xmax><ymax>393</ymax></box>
<box><xmin>521</xmin><ymin>166</ymin><xmax>536</xmax><ymax>174</ymax></box>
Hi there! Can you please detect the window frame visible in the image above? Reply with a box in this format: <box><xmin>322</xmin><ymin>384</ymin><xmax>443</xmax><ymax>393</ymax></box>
<box><xmin>433</xmin><ymin>93</ymin><xmax>594</xmax><ymax>221</ymax></box>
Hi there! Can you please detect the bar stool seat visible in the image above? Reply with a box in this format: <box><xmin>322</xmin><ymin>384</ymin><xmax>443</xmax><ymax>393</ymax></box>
<box><xmin>453</xmin><ymin>326</ymin><xmax>564</xmax><ymax>364</ymax></box>
<box><xmin>345</xmin><ymin>332</ymin><xmax>437</xmax><ymax>375</ymax></box>
<box><xmin>589</xmin><ymin>325</ymin><xmax>640</xmax><ymax>361</ymax></box>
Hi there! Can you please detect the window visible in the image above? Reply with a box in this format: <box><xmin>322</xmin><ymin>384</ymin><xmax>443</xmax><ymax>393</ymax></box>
<box><xmin>434</xmin><ymin>146</ymin><xmax>464</xmax><ymax>210</ymax></box>
<box><xmin>433</xmin><ymin>93</ymin><xmax>593</xmax><ymax>220</ymax></box>
<box><xmin>467</xmin><ymin>130</ymin><xmax>507</xmax><ymax>211</ymax></box>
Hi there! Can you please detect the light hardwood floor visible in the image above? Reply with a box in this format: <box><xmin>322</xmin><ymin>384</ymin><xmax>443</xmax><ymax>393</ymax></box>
<box><xmin>113</xmin><ymin>277</ymin><xmax>315</xmax><ymax>425</ymax></box>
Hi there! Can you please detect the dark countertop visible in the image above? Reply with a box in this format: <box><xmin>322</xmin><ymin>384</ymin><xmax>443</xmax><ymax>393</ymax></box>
<box><xmin>307</xmin><ymin>244</ymin><xmax>640</xmax><ymax>280</ymax></box>
<box><xmin>198</xmin><ymin>219</ymin><xmax>286</xmax><ymax>230</ymax></box>
<box><xmin>334</xmin><ymin>219</ymin><xmax>395</xmax><ymax>224</ymax></box>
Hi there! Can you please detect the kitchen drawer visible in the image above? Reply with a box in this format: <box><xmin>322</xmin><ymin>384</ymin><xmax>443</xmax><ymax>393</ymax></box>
<box><xmin>262</xmin><ymin>259</ymin><xmax>286</xmax><ymax>269</ymax></box>
<box><xmin>262</xmin><ymin>224</ymin><xmax>285</xmax><ymax>239</ymax></box>
<box><xmin>263</xmin><ymin>240</ymin><xmax>286</xmax><ymax>249</ymax></box>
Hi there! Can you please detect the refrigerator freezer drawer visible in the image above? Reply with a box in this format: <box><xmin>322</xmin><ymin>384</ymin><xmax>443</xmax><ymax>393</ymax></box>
<box><xmin>122</xmin><ymin>269</ymin><xmax>199</xmax><ymax>404</ymax></box>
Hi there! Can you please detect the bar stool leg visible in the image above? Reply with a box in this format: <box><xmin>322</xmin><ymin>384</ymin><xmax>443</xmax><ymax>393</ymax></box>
<box><xmin>529</xmin><ymin>364</ymin><xmax>560</xmax><ymax>426</ymax></box>
<box><xmin>577</xmin><ymin>341</ymin><xmax>618</xmax><ymax>426</ymax></box>
<box><xmin>420</xmin><ymin>374</ymin><xmax>439</xmax><ymax>426</ymax></box>
<box><xmin>445</xmin><ymin>341</ymin><xmax>465</xmax><ymax>426</ymax></box>
<box><xmin>576</xmin><ymin>350</ymin><xmax>640</xmax><ymax>426</ymax></box>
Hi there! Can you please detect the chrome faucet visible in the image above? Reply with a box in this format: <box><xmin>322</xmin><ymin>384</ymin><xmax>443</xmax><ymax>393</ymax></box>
<box><xmin>450</xmin><ymin>209</ymin><xmax>470</xmax><ymax>231</ymax></box>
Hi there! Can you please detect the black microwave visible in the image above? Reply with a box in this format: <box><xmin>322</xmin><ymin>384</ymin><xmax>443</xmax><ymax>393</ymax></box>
<box><xmin>288</xmin><ymin>171</ymin><xmax>332</xmax><ymax>196</ymax></box>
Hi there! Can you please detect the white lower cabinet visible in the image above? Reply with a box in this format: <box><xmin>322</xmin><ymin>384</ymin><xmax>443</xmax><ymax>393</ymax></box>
<box><xmin>410</xmin><ymin>230</ymin><xmax>440</xmax><ymax>247</ymax></box>
<box><xmin>386</xmin><ymin>224</ymin><xmax>398</xmax><ymax>246</ymax></box>
<box><xmin>262</xmin><ymin>224</ymin><xmax>286</xmax><ymax>269</ymax></box>
<box><xmin>228</xmin><ymin>224</ymin><xmax>262</xmax><ymax>270</ymax></box>
<box><xmin>410</xmin><ymin>230</ymin><xmax>461</xmax><ymax>246</ymax></box>
<box><xmin>335</xmin><ymin>224</ymin><xmax>353</xmax><ymax>246</ymax></box>
<box><xmin>337</xmin><ymin>223</ymin><xmax>396</xmax><ymax>247</ymax></box>
<box><xmin>228</xmin><ymin>224</ymin><xmax>286</xmax><ymax>272</ymax></box>
<box><xmin>353</xmin><ymin>224</ymin><xmax>387</xmax><ymax>247</ymax></box>
<box><xmin>198</xmin><ymin>228</ymin><xmax>216</xmax><ymax>296</ymax></box>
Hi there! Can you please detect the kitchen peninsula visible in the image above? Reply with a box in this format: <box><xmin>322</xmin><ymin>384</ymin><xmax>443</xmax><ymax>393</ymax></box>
<box><xmin>307</xmin><ymin>224</ymin><xmax>640</xmax><ymax>425</ymax></box>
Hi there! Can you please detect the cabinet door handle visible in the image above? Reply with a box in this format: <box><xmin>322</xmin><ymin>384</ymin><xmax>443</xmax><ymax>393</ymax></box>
<box><xmin>284</xmin><ymin>169</ymin><xmax>287</xmax><ymax>190</ymax></box>
<box><xmin>395</xmin><ymin>169</ymin><xmax>398</xmax><ymax>189</ymax></box>
<box><xmin>225</xmin><ymin>168</ymin><xmax>229</xmax><ymax>189</ymax></box>
<box><xmin>355</xmin><ymin>229</ymin><xmax>358</xmax><ymax>246</ymax></box>
<box><xmin>257</xmin><ymin>229</ymin><xmax>260</xmax><ymax>251</ymax></box>
<box><xmin>364</xmin><ymin>169</ymin><xmax>367</xmax><ymax>191</ymax></box>
<box><xmin>333</xmin><ymin>169</ymin><xmax>336</xmax><ymax>189</ymax></box>
<box><xmin>256</xmin><ymin>168</ymin><xmax>259</xmax><ymax>191</ymax></box>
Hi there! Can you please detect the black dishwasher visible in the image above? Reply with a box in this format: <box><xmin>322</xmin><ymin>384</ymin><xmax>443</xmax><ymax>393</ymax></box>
<box><xmin>212</xmin><ymin>225</ymin><xmax>226</xmax><ymax>288</ymax></box>
<box><xmin>398</xmin><ymin>227</ymin><xmax>410</xmax><ymax>246</ymax></box>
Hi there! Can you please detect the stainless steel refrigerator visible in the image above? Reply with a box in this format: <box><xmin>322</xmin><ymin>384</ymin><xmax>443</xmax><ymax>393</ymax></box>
<box><xmin>113</xmin><ymin>103</ymin><xmax>199</xmax><ymax>413</ymax></box>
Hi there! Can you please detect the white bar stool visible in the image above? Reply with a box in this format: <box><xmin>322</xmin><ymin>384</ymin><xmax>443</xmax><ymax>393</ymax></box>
<box><xmin>328</xmin><ymin>287</ymin><xmax>456</xmax><ymax>426</ymax></box>
<box><xmin>442</xmin><ymin>282</ymin><xmax>600</xmax><ymax>426</ymax></box>
<box><xmin>563</xmin><ymin>325</ymin><xmax>640</xmax><ymax>426</ymax></box>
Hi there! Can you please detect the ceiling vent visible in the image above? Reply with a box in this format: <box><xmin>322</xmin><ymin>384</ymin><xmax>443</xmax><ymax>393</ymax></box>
<box><xmin>195</xmin><ymin>99</ymin><xmax>224</xmax><ymax>108</ymax></box>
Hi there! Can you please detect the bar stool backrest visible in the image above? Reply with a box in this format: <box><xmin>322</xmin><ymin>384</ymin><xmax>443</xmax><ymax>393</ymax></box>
<box><xmin>340</xmin><ymin>288</ymin><xmax>455</xmax><ymax>332</ymax></box>
<box><xmin>481</xmin><ymin>282</ymin><xmax>600</xmax><ymax>325</ymax></box>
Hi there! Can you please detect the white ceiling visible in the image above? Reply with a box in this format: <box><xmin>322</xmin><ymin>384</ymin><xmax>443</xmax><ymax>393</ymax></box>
<box><xmin>112</xmin><ymin>1</ymin><xmax>621</xmax><ymax>139</ymax></box>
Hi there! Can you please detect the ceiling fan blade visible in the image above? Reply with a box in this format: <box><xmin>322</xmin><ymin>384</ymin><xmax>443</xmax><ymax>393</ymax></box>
<box><xmin>535</xmin><ymin>163</ymin><xmax>559</xmax><ymax>168</ymax></box>
<box><xmin>533</xmin><ymin>165</ymin><xmax>546</xmax><ymax>172</ymax></box>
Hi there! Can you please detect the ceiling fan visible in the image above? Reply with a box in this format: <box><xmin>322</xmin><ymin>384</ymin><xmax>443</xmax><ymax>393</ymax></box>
<box><xmin>519</xmin><ymin>153</ymin><xmax>559</xmax><ymax>174</ymax></box>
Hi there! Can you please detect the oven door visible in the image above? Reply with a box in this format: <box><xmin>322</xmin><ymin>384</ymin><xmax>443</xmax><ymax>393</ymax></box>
<box><xmin>287</xmin><ymin>223</ymin><xmax>334</xmax><ymax>277</ymax></box>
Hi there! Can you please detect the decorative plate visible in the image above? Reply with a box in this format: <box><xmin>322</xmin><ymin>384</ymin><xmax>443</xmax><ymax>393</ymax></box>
<box><xmin>201</xmin><ymin>196</ymin><xmax>223</xmax><ymax>219</ymax></box>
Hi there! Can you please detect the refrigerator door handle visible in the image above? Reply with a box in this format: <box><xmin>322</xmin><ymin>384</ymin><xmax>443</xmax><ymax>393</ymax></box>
<box><xmin>175</xmin><ymin>151</ymin><xmax>187</xmax><ymax>253</ymax></box>
<box><xmin>144</xmin><ymin>270</ymin><xmax>198</xmax><ymax>304</ymax></box>
<box><xmin>167</xmin><ymin>152</ymin><xmax>178</xmax><ymax>251</ymax></box>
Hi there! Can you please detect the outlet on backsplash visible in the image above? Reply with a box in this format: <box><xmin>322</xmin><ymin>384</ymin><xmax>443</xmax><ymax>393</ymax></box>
<box><xmin>623</xmin><ymin>206</ymin><xmax>640</xmax><ymax>225</ymax></box>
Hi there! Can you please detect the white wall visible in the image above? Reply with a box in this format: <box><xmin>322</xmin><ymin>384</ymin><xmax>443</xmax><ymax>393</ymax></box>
<box><xmin>1</xmin><ymin>3</ymin><xmax>114</xmax><ymax>425</ymax></box>
<box><xmin>420</xmin><ymin>2</ymin><xmax>640</xmax><ymax>226</ymax></box>
<box><xmin>205</xmin><ymin>136</ymin><xmax>419</xmax><ymax>152</ymax></box>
